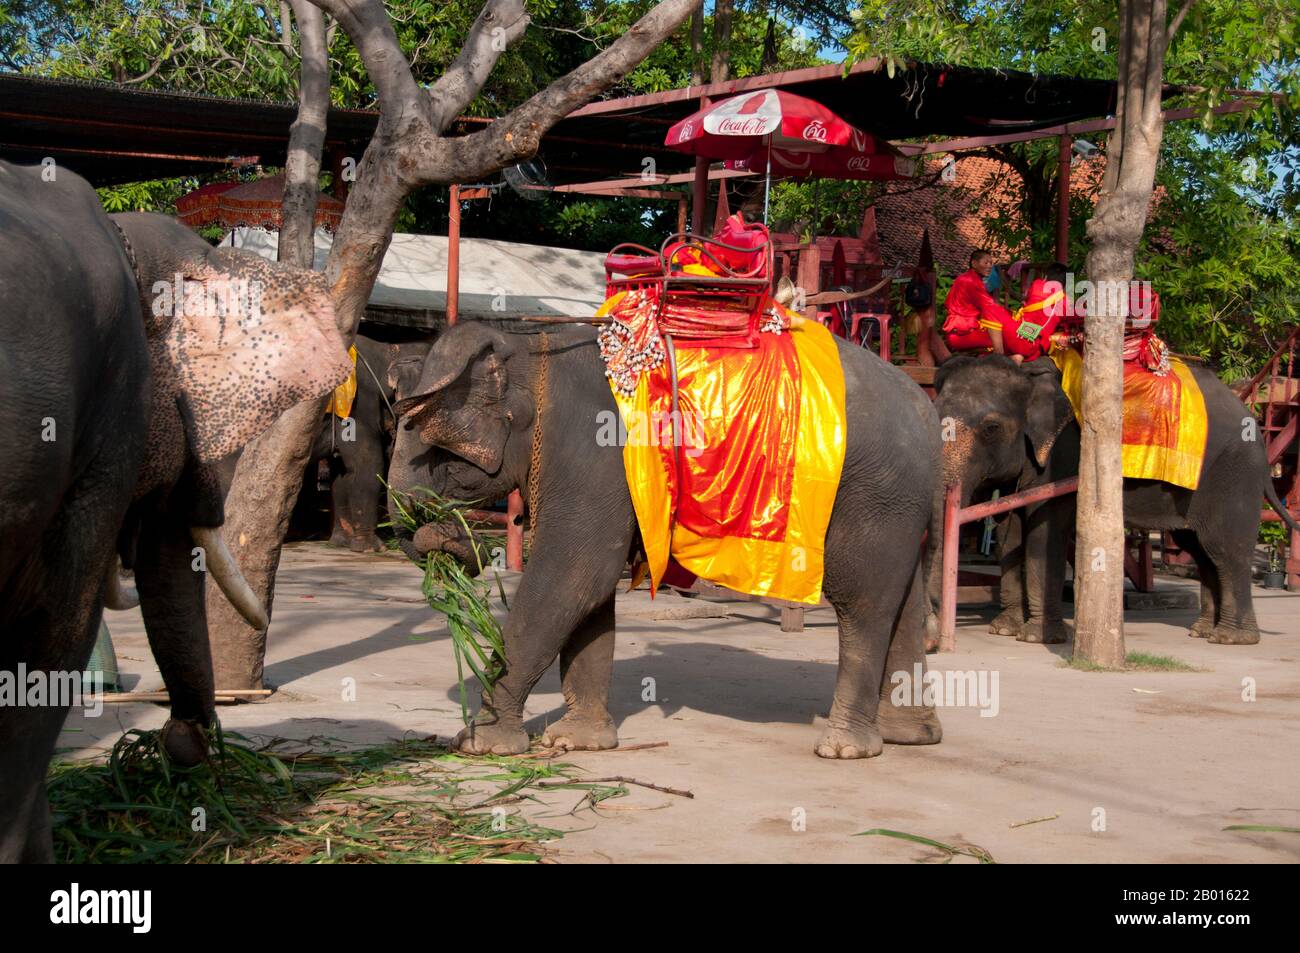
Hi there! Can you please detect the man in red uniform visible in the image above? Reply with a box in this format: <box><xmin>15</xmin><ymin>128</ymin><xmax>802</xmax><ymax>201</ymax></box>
<box><xmin>942</xmin><ymin>250</ymin><xmax>1018</xmax><ymax>359</ymax></box>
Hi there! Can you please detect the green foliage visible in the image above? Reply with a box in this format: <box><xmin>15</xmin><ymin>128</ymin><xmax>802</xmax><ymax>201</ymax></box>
<box><xmin>587</xmin><ymin>0</ymin><xmax>828</xmax><ymax>95</ymax></box>
<box><xmin>16</xmin><ymin>0</ymin><xmax>601</xmax><ymax>112</ymax></box>
<box><xmin>1259</xmin><ymin>520</ymin><xmax>1288</xmax><ymax>570</ymax></box>
<box><xmin>768</xmin><ymin>178</ymin><xmax>886</xmax><ymax>238</ymax></box>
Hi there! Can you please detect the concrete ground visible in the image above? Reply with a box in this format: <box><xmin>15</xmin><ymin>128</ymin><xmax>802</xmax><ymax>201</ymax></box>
<box><xmin>71</xmin><ymin>542</ymin><xmax>1300</xmax><ymax>864</ymax></box>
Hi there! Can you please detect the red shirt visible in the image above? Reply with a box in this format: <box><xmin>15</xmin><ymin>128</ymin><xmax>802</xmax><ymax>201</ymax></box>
<box><xmin>1009</xmin><ymin>279</ymin><xmax>1069</xmax><ymax>359</ymax></box>
<box><xmin>943</xmin><ymin>269</ymin><xmax>1011</xmax><ymax>336</ymax></box>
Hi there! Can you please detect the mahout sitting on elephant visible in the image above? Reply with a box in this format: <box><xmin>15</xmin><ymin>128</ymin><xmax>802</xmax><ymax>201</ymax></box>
<box><xmin>386</xmin><ymin>318</ymin><xmax>944</xmax><ymax>760</ymax></box>
<box><xmin>0</xmin><ymin>161</ymin><xmax>350</xmax><ymax>862</ymax></box>
<box><xmin>932</xmin><ymin>352</ymin><xmax>1298</xmax><ymax>646</ymax></box>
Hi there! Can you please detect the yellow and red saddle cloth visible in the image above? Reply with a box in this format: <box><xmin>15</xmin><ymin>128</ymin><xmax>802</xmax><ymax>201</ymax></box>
<box><xmin>598</xmin><ymin>294</ymin><xmax>846</xmax><ymax>606</ymax></box>
<box><xmin>1051</xmin><ymin>337</ymin><xmax>1208</xmax><ymax>490</ymax></box>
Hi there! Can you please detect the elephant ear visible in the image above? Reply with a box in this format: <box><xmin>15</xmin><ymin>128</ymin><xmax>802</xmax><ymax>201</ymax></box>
<box><xmin>165</xmin><ymin>252</ymin><xmax>352</xmax><ymax>464</ymax></box>
<box><xmin>392</xmin><ymin>326</ymin><xmax>524</xmax><ymax>474</ymax></box>
<box><xmin>1022</xmin><ymin>359</ymin><xmax>1076</xmax><ymax>469</ymax></box>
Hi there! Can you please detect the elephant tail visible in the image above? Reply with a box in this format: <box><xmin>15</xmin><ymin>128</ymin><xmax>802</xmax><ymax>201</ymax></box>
<box><xmin>1263</xmin><ymin>478</ymin><xmax>1300</xmax><ymax>536</ymax></box>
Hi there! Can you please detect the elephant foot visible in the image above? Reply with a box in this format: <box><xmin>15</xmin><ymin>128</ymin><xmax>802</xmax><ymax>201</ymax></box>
<box><xmin>1018</xmin><ymin>618</ymin><xmax>1070</xmax><ymax>644</ymax></box>
<box><xmin>877</xmin><ymin>705</ymin><xmax>943</xmax><ymax>746</ymax></box>
<box><xmin>1207</xmin><ymin>623</ymin><xmax>1260</xmax><ymax>645</ymax></box>
<box><xmin>988</xmin><ymin>608</ymin><xmax>1025</xmax><ymax>638</ymax></box>
<box><xmin>160</xmin><ymin>718</ymin><xmax>209</xmax><ymax>767</ymax></box>
<box><xmin>814</xmin><ymin>725</ymin><xmax>883</xmax><ymax>760</ymax></box>
<box><xmin>1188</xmin><ymin>618</ymin><xmax>1214</xmax><ymax>639</ymax></box>
<box><xmin>452</xmin><ymin>717</ymin><xmax>529</xmax><ymax>755</ymax></box>
<box><xmin>330</xmin><ymin>530</ymin><xmax>383</xmax><ymax>552</ymax></box>
<box><xmin>540</xmin><ymin>711</ymin><xmax>619</xmax><ymax>751</ymax></box>
<box><xmin>923</xmin><ymin>611</ymin><xmax>940</xmax><ymax>653</ymax></box>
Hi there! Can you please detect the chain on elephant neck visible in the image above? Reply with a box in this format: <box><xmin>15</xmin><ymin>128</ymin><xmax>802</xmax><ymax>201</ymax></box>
<box><xmin>527</xmin><ymin>332</ymin><xmax>549</xmax><ymax>537</ymax></box>
<box><xmin>109</xmin><ymin>220</ymin><xmax>140</xmax><ymax>284</ymax></box>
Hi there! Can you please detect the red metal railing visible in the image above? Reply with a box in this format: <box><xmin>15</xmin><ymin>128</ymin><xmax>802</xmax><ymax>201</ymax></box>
<box><xmin>938</xmin><ymin>477</ymin><xmax>1079</xmax><ymax>652</ymax></box>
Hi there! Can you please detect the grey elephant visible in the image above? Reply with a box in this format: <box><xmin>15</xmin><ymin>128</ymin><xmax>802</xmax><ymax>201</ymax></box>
<box><xmin>387</xmin><ymin>319</ymin><xmax>943</xmax><ymax>759</ymax></box>
<box><xmin>933</xmin><ymin>353</ymin><xmax>1299</xmax><ymax>645</ymax></box>
<box><xmin>0</xmin><ymin>161</ymin><xmax>350</xmax><ymax>862</ymax></box>
<box><xmin>321</xmin><ymin>333</ymin><xmax>432</xmax><ymax>552</ymax></box>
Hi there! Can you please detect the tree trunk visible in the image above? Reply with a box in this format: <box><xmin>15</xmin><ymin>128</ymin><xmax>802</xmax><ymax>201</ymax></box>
<box><xmin>710</xmin><ymin>0</ymin><xmax>733</xmax><ymax>83</ymax></box>
<box><xmin>1073</xmin><ymin>0</ymin><xmax>1185</xmax><ymax>668</ymax></box>
<box><xmin>206</xmin><ymin>0</ymin><xmax>701</xmax><ymax>688</ymax></box>
<box><xmin>689</xmin><ymin>5</ymin><xmax>705</xmax><ymax>86</ymax></box>
<box><xmin>207</xmin><ymin>0</ymin><xmax>330</xmax><ymax>688</ymax></box>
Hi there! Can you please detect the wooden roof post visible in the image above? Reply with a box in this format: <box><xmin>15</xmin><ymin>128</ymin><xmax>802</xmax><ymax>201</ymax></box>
<box><xmin>1056</xmin><ymin>134</ymin><xmax>1072</xmax><ymax>263</ymax></box>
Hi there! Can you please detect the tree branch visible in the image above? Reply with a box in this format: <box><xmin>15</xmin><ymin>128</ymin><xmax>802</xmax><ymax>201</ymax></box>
<box><xmin>426</xmin><ymin>0</ymin><xmax>531</xmax><ymax>133</ymax></box>
<box><xmin>305</xmin><ymin>0</ymin><xmax>427</xmax><ymax>120</ymax></box>
<box><xmin>280</xmin><ymin>0</ymin><xmax>330</xmax><ymax>269</ymax></box>
<box><xmin>438</xmin><ymin>0</ymin><xmax>701</xmax><ymax>183</ymax></box>
<box><xmin>278</xmin><ymin>1</ymin><xmax>297</xmax><ymax>59</ymax></box>
<box><xmin>1167</xmin><ymin>0</ymin><xmax>1195</xmax><ymax>44</ymax></box>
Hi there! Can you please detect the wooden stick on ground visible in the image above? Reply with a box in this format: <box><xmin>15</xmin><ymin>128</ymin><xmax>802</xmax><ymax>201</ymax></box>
<box><xmin>535</xmin><ymin>776</ymin><xmax>694</xmax><ymax>799</ymax></box>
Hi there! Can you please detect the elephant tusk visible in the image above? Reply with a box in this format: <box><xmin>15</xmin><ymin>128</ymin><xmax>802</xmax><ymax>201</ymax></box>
<box><xmin>191</xmin><ymin>526</ymin><xmax>270</xmax><ymax>631</ymax></box>
<box><xmin>103</xmin><ymin>560</ymin><xmax>140</xmax><ymax>611</ymax></box>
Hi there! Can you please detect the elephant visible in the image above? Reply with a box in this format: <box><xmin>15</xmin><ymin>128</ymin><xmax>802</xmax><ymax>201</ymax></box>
<box><xmin>319</xmin><ymin>333</ymin><xmax>432</xmax><ymax>552</ymax></box>
<box><xmin>0</xmin><ymin>160</ymin><xmax>350</xmax><ymax>862</ymax></box>
<box><xmin>932</xmin><ymin>352</ymin><xmax>1300</xmax><ymax>646</ymax></box>
<box><xmin>387</xmin><ymin>319</ymin><xmax>944</xmax><ymax>759</ymax></box>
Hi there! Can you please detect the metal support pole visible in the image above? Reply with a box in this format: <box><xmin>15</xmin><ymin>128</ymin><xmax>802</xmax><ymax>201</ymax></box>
<box><xmin>691</xmin><ymin>156</ymin><xmax>709</xmax><ymax>233</ymax></box>
<box><xmin>447</xmin><ymin>183</ymin><xmax>461</xmax><ymax>325</ymax></box>
<box><xmin>447</xmin><ymin>182</ymin><xmax>524</xmax><ymax>569</ymax></box>
<box><xmin>939</xmin><ymin>482</ymin><xmax>962</xmax><ymax>653</ymax></box>
<box><xmin>506</xmin><ymin>490</ymin><xmax>524</xmax><ymax>571</ymax></box>
<box><xmin>690</xmin><ymin>95</ymin><xmax>711</xmax><ymax>233</ymax></box>
<box><xmin>1056</xmin><ymin>135</ymin><xmax>1072</xmax><ymax>263</ymax></box>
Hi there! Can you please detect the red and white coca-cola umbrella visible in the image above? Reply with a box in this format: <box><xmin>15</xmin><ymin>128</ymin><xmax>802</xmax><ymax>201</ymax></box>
<box><xmin>725</xmin><ymin>127</ymin><xmax>917</xmax><ymax>182</ymax></box>
<box><xmin>665</xmin><ymin>89</ymin><xmax>859</xmax><ymax>221</ymax></box>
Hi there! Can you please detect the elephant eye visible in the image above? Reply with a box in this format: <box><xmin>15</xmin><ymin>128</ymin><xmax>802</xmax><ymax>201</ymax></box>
<box><xmin>977</xmin><ymin>416</ymin><xmax>1003</xmax><ymax>442</ymax></box>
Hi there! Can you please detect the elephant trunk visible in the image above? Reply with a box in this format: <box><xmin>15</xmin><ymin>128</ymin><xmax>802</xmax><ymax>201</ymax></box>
<box><xmin>191</xmin><ymin>526</ymin><xmax>270</xmax><ymax>631</ymax></box>
<box><xmin>102</xmin><ymin>560</ymin><xmax>140</xmax><ymax>611</ymax></box>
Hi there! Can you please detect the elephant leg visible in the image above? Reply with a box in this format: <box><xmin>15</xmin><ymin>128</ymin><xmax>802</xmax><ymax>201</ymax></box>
<box><xmin>540</xmin><ymin>595</ymin><xmax>618</xmax><ymax>751</ymax></box>
<box><xmin>1171</xmin><ymin>530</ymin><xmax>1218</xmax><ymax>639</ymax></box>
<box><xmin>1019</xmin><ymin>497</ymin><xmax>1070</xmax><ymax>644</ymax></box>
<box><xmin>876</xmin><ymin>560</ymin><xmax>943</xmax><ymax>745</ymax></box>
<box><xmin>989</xmin><ymin>511</ymin><xmax>1026</xmax><ymax>637</ymax></box>
<box><xmin>327</xmin><ymin>414</ymin><xmax>385</xmax><ymax>552</ymax></box>
<box><xmin>330</xmin><ymin>468</ymin><xmax>381</xmax><ymax>552</ymax></box>
<box><xmin>0</xmin><ymin>611</ymin><xmax>93</xmax><ymax>863</ymax></box>
<box><xmin>819</xmin><ymin>506</ymin><xmax>923</xmax><ymax>760</ymax></box>
<box><xmin>453</xmin><ymin>512</ymin><xmax>633</xmax><ymax>756</ymax></box>
<box><xmin>0</xmin><ymin>480</ymin><xmax>127</xmax><ymax>862</ymax></box>
<box><xmin>1189</xmin><ymin>509</ymin><xmax>1260</xmax><ymax>645</ymax></box>
<box><xmin>134</xmin><ymin>506</ymin><xmax>217</xmax><ymax>765</ymax></box>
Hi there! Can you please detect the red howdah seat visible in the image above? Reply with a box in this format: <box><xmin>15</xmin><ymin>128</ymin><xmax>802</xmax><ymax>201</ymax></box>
<box><xmin>603</xmin><ymin>214</ymin><xmax>774</xmax><ymax>348</ymax></box>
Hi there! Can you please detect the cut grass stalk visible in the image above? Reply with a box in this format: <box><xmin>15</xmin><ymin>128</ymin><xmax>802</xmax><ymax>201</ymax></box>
<box><xmin>384</xmin><ymin>483</ymin><xmax>508</xmax><ymax>724</ymax></box>
<box><xmin>855</xmin><ymin>828</ymin><xmax>996</xmax><ymax>864</ymax></box>
<box><xmin>49</xmin><ymin>728</ymin><xmax>624</xmax><ymax>863</ymax></box>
